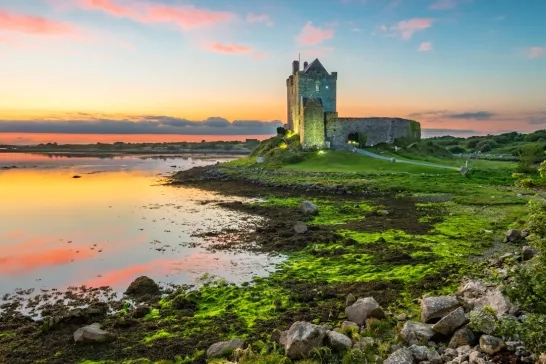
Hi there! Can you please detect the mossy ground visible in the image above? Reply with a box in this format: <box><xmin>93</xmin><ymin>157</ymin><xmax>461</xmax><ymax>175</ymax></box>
<box><xmin>0</xmin><ymin>148</ymin><xmax>530</xmax><ymax>364</ymax></box>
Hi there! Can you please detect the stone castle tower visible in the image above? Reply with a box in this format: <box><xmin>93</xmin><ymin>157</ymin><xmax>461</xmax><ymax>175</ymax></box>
<box><xmin>285</xmin><ymin>58</ymin><xmax>421</xmax><ymax>149</ymax></box>
<box><xmin>286</xmin><ymin>59</ymin><xmax>337</xmax><ymax>146</ymax></box>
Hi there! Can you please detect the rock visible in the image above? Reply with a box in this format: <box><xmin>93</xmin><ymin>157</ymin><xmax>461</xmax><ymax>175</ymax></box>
<box><xmin>345</xmin><ymin>297</ymin><xmax>385</xmax><ymax>325</ymax></box>
<box><xmin>468</xmin><ymin>350</ymin><xmax>481</xmax><ymax>362</ymax></box>
<box><xmin>125</xmin><ymin>276</ymin><xmax>160</xmax><ymax>297</ymax></box>
<box><xmin>293</xmin><ymin>221</ymin><xmax>308</xmax><ymax>234</ymax></box>
<box><xmin>340</xmin><ymin>320</ymin><xmax>359</xmax><ymax>332</ymax></box>
<box><xmin>377</xmin><ymin>210</ymin><xmax>390</xmax><ymax>216</ymax></box>
<box><xmin>400</xmin><ymin>321</ymin><xmax>435</xmax><ymax>345</ymax></box>
<box><xmin>206</xmin><ymin>338</ymin><xmax>246</xmax><ymax>358</ymax></box>
<box><xmin>443</xmin><ymin>348</ymin><xmax>457</xmax><ymax>359</ymax></box>
<box><xmin>470</xmin><ymin>288</ymin><xmax>513</xmax><ymax>315</ymax></box>
<box><xmin>456</xmin><ymin>345</ymin><xmax>471</xmax><ymax>355</ymax></box>
<box><xmin>427</xmin><ymin>350</ymin><xmax>442</xmax><ymax>364</ymax></box>
<box><xmin>384</xmin><ymin>348</ymin><xmax>415</xmax><ymax>364</ymax></box>
<box><xmin>421</xmin><ymin>296</ymin><xmax>460</xmax><ymax>323</ymax></box>
<box><xmin>479</xmin><ymin>335</ymin><xmax>505</xmax><ymax>355</ymax></box>
<box><xmin>300</xmin><ymin>201</ymin><xmax>318</xmax><ymax>215</ymax></box>
<box><xmin>521</xmin><ymin>229</ymin><xmax>530</xmax><ymax>238</ymax></box>
<box><xmin>459</xmin><ymin>280</ymin><xmax>486</xmax><ymax>298</ymax></box>
<box><xmin>74</xmin><ymin>323</ymin><xmax>114</xmax><ymax>343</ymax></box>
<box><xmin>504</xmin><ymin>229</ymin><xmax>522</xmax><ymax>243</ymax></box>
<box><xmin>396</xmin><ymin>313</ymin><xmax>408</xmax><ymax>321</ymax></box>
<box><xmin>256</xmin><ymin>157</ymin><xmax>265</xmax><ymax>163</ymax></box>
<box><xmin>409</xmin><ymin>345</ymin><xmax>430</xmax><ymax>361</ymax></box>
<box><xmin>432</xmin><ymin>307</ymin><xmax>468</xmax><ymax>336</ymax></box>
<box><xmin>345</xmin><ymin>293</ymin><xmax>357</xmax><ymax>307</ymax></box>
<box><xmin>448</xmin><ymin>327</ymin><xmax>476</xmax><ymax>349</ymax></box>
<box><xmin>284</xmin><ymin>321</ymin><xmax>327</xmax><ymax>359</ymax></box>
<box><xmin>326</xmin><ymin>330</ymin><xmax>352</xmax><ymax>351</ymax></box>
<box><xmin>522</xmin><ymin>246</ymin><xmax>538</xmax><ymax>261</ymax></box>
<box><xmin>132</xmin><ymin>305</ymin><xmax>150</xmax><ymax>319</ymax></box>
<box><xmin>270</xmin><ymin>329</ymin><xmax>283</xmax><ymax>344</ymax></box>
<box><xmin>354</xmin><ymin>336</ymin><xmax>375</xmax><ymax>351</ymax></box>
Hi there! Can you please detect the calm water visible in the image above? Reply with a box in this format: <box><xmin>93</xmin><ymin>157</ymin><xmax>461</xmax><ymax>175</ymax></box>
<box><xmin>0</xmin><ymin>153</ymin><xmax>281</xmax><ymax>297</ymax></box>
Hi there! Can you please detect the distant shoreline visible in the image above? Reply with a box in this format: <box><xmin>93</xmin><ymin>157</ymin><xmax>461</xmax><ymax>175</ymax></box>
<box><xmin>0</xmin><ymin>149</ymin><xmax>251</xmax><ymax>158</ymax></box>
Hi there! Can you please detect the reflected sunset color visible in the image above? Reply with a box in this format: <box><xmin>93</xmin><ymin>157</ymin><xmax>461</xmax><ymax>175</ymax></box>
<box><xmin>0</xmin><ymin>153</ymin><xmax>282</xmax><ymax>295</ymax></box>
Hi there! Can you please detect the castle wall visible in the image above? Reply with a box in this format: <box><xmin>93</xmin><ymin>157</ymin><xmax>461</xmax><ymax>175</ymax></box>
<box><xmin>297</xmin><ymin>72</ymin><xmax>337</xmax><ymax>113</ymax></box>
<box><xmin>301</xmin><ymin>101</ymin><xmax>326</xmax><ymax>149</ymax></box>
<box><xmin>325</xmin><ymin>117</ymin><xmax>421</xmax><ymax>148</ymax></box>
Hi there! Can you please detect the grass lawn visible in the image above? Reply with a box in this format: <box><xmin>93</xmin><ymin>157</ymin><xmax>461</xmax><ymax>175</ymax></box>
<box><xmin>281</xmin><ymin>151</ymin><xmax>456</xmax><ymax>174</ymax></box>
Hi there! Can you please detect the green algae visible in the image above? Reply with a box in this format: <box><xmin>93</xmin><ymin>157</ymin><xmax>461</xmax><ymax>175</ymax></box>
<box><xmin>143</xmin><ymin>330</ymin><xmax>174</xmax><ymax>343</ymax></box>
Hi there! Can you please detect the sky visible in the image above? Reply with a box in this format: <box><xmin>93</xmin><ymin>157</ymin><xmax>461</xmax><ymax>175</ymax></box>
<box><xmin>0</xmin><ymin>0</ymin><xmax>545</xmax><ymax>144</ymax></box>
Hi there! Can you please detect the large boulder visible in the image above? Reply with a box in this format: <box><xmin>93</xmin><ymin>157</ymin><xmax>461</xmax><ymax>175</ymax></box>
<box><xmin>408</xmin><ymin>345</ymin><xmax>429</xmax><ymax>361</ymax></box>
<box><xmin>421</xmin><ymin>296</ymin><xmax>460</xmax><ymax>323</ymax></box>
<box><xmin>448</xmin><ymin>326</ymin><xmax>476</xmax><ymax>349</ymax></box>
<box><xmin>468</xmin><ymin>287</ymin><xmax>513</xmax><ymax>315</ymax></box>
<box><xmin>206</xmin><ymin>339</ymin><xmax>246</xmax><ymax>358</ymax></box>
<box><xmin>384</xmin><ymin>348</ymin><xmax>415</xmax><ymax>364</ymax></box>
<box><xmin>73</xmin><ymin>323</ymin><xmax>114</xmax><ymax>343</ymax></box>
<box><xmin>522</xmin><ymin>246</ymin><xmax>538</xmax><ymax>261</ymax></box>
<box><xmin>284</xmin><ymin>321</ymin><xmax>327</xmax><ymax>359</ymax></box>
<box><xmin>345</xmin><ymin>297</ymin><xmax>385</xmax><ymax>325</ymax></box>
<box><xmin>300</xmin><ymin>201</ymin><xmax>318</xmax><ymax>215</ymax></box>
<box><xmin>459</xmin><ymin>279</ymin><xmax>487</xmax><ymax>299</ymax></box>
<box><xmin>479</xmin><ymin>335</ymin><xmax>506</xmax><ymax>355</ymax></box>
<box><xmin>431</xmin><ymin>307</ymin><xmax>468</xmax><ymax>336</ymax></box>
<box><xmin>504</xmin><ymin>229</ymin><xmax>523</xmax><ymax>243</ymax></box>
<box><xmin>325</xmin><ymin>330</ymin><xmax>352</xmax><ymax>351</ymax></box>
<box><xmin>125</xmin><ymin>276</ymin><xmax>160</xmax><ymax>297</ymax></box>
<box><xmin>400</xmin><ymin>321</ymin><xmax>435</xmax><ymax>345</ymax></box>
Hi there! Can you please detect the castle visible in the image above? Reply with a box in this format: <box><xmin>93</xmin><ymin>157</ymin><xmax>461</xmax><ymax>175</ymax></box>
<box><xmin>286</xmin><ymin>59</ymin><xmax>421</xmax><ymax>149</ymax></box>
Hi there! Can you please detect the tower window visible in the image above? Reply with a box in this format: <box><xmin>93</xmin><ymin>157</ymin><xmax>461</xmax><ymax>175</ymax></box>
<box><xmin>316</xmin><ymin>84</ymin><xmax>320</xmax><ymax>92</ymax></box>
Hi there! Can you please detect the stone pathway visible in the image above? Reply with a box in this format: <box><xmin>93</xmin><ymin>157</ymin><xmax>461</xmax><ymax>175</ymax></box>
<box><xmin>354</xmin><ymin>148</ymin><xmax>461</xmax><ymax>171</ymax></box>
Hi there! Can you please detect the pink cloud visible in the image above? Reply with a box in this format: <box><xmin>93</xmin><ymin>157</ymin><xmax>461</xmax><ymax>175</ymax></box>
<box><xmin>208</xmin><ymin>42</ymin><xmax>252</xmax><ymax>54</ymax></box>
<box><xmin>430</xmin><ymin>0</ymin><xmax>471</xmax><ymax>10</ymax></box>
<box><xmin>246</xmin><ymin>12</ymin><xmax>273</xmax><ymax>26</ymax></box>
<box><xmin>528</xmin><ymin>46</ymin><xmax>546</xmax><ymax>59</ymax></box>
<box><xmin>0</xmin><ymin>9</ymin><xmax>78</xmax><ymax>35</ymax></box>
<box><xmin>419</xmin><ymin>42</ymin><xmax>432</xmax><ymax>51</ymax></box>
<box><xmin>390</xmin><ymin>18</ymin><xmax>433</xmax><ymax>40</ymax></box>
<box><xmin>296</xmin><ymin>22</ymin><xmax>334</xmax><ymax>46</ymax></box>
<box><xmin>251</xmin><ymin>51</ymin><xmax>267</xmax><ymax>59</ymax></box>
<box><xmin>74</xmin><ymin>0</ymin><xmax>235</xmax><ymax>30</ymax></box>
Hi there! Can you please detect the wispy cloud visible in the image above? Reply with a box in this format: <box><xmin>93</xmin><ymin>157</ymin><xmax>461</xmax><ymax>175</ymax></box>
<box><xmin>528</xmin><ymin>46</ymin><xmax>546</xmax><ymax>59</ymax></box>
<box><xmin>0</xmin><ymin>116</ymin><xmax>282</xmax><ymax>135</ymax></box>
<box><xmin>388</xmin><ymin>18</ymin><xmax>433</xmax><ymax>40</ymax></box>
<box><xmin>246</xmin><ymin>12</ymin><xmax>273</xmax><ymax>27</ymax></box>
<box><xmin>429</xmin><ymin>0</ymin><xmax>471</xmax><ymax>10</ymax></box>
<box><xmin>529</xmin><ymin>118</ymin><xmax>546</xmax><ymax>125</ymax></box>
<box><xmin>296</xmin><ymin>22</ymin><xmax>334</xmax><ymax>46</ymax></box>
<box><xmin>418</xmin><ymin>42</ymin><xmax>432</xmax><ymax>51</ymax></box>
<box><xmin>69</xmin><ymin>0</ymin><xmax>235</xmax><ymax>30</ymax></box>
<box><xmin>408</xmin><ymin>110</ymin><xmax>495</xmax><ymax>120</ymax></box>
<box><xmin>207</xmin><ymin>42</ymin><xmax>252</xmax><ymax>54</ymax></box>
<box><xmin>0</xmin><ymin>9</ymin><xmax>78</xmax><ymax>35</ymax></box>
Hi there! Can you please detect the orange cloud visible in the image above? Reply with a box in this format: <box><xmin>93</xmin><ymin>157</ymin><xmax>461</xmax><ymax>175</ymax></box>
<box><xmin>74</xmin><ymin>0</ymin><xmax>235</xmax><ymax>30</ymax></box>
<box><xmin>208</xmin><ymin>42</ymin><xmax>252</xmax><ymax>54</ymax></box>
<box><xmin>0</xmin><ymin>9</ymin><xmax>78</xmax><ymax>35</ymax></box>
<box><xmin>390</xmin><ymin>18</ymin><xmax>433</xmax><ymax>40</ymax></box>
<box><xmin>296</xmin><ymin>22</ymin><xmax>334</xmax><ymax>46</ymax></box>
<box><xmin>246</xmin><ymin>12</ymin><xmax>273</xmax><ymax>26</ymax></box>
<box><xmin>528</xmin><ymin>46</ymin><xmax>546</xmax><ymax>59</ymax></box>
<box><xmin>418</xmin><ymin>42</ymin><xmax>432</xmax><ymax>51</ymax></box>
<box><xmin>0</xmin><ymin>248</ymin><xmax>97</xmax><ymax>276</ymax></box>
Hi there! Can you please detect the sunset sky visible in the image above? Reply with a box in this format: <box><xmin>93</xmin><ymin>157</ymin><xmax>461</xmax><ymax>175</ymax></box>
<box><xmin>0</xmin><ymin>0</ymin><xmax>545</xmax><ymax>144</ymax></box>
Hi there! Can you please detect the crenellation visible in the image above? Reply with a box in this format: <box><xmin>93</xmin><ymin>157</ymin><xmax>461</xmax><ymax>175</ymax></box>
<box><xmin>286</xmin><ymin>58</ymin><xmax>420</xmax><ymax>149</ymax></box>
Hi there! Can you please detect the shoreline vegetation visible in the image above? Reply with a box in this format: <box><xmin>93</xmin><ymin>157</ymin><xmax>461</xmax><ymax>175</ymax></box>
<box><xmin>2</xmin><ymin>131</ymin><xmax>546</xmax><ymax>364</ymax></box>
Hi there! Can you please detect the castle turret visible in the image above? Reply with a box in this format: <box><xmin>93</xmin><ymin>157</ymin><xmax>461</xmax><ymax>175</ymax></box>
<box><xmin>303</xmin><ymin>61</ymin><xmax>308</xmax><ymax>69</ymax></box>
<box><xmin>292</xmin><ymin>60</ymin><xmax>299</xmax><ymax>74</ymax></box>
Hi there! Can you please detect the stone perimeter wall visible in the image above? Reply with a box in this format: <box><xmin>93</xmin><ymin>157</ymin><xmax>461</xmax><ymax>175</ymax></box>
<box><xmin>325</xmin><ymin>117</ymin><xmax>421</xmax><ymax>148</ymax></box>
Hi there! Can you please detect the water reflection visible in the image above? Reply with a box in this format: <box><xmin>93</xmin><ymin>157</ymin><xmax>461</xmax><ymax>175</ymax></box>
<box><xmin>0</xmin><ymin>153</ymin><xmax>282</xmax><ymax>297</ymax></box>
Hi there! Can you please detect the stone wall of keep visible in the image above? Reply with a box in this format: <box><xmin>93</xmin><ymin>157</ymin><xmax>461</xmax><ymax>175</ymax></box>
<box><xmin>325</xmin><ymin>117</ymin><xmax>421</xmax><ymax>147</ymax></box>
<box><xmin>298</xmin><ymin>72</ymin><xmax>337</xmax><ymax>113</ymax></box>
<box><xmin>301</xmin><ymin>102</ymin><xmax>326</xmax><ymax>149</ymax></box>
